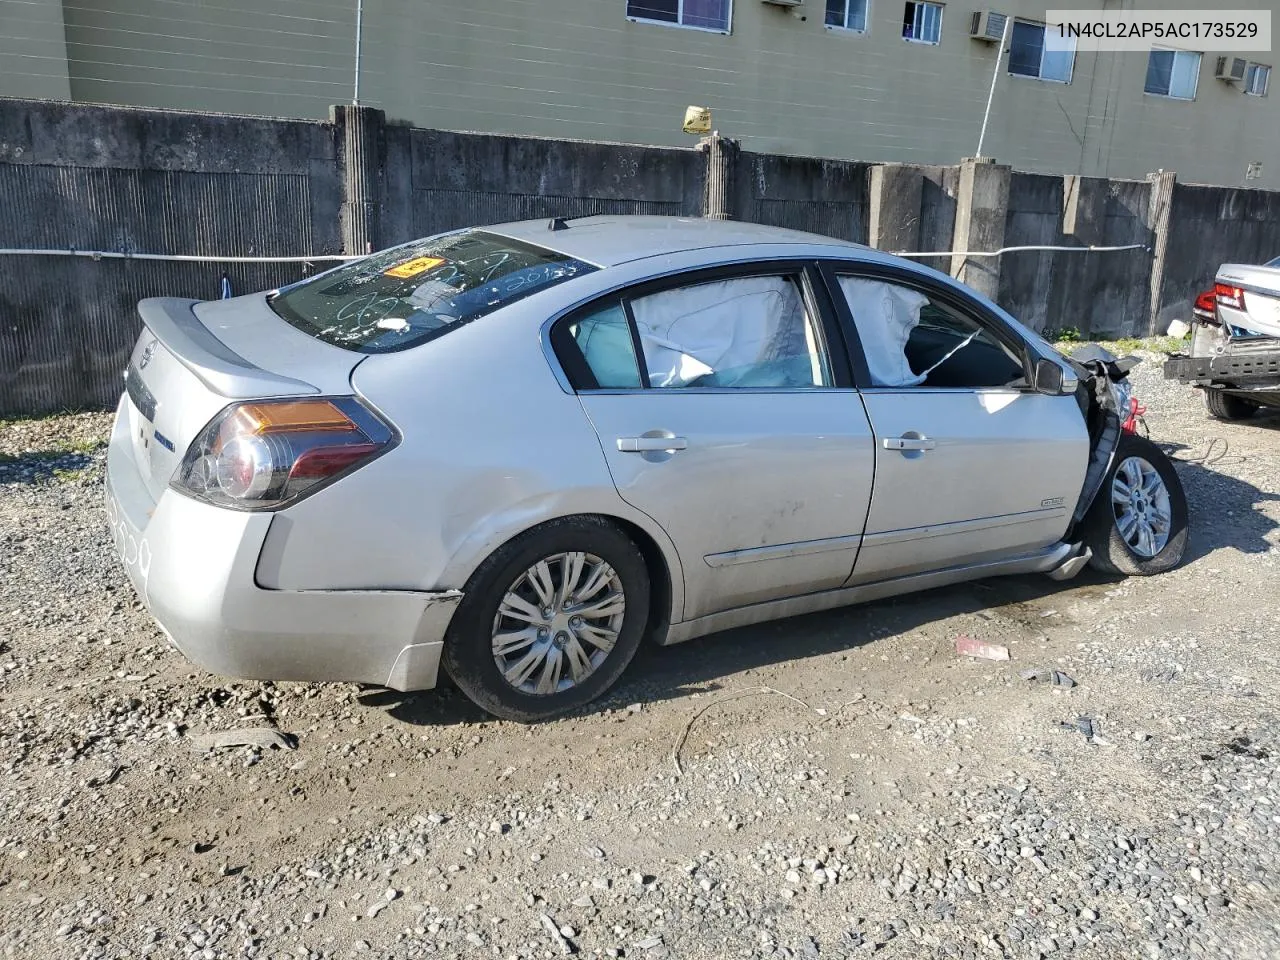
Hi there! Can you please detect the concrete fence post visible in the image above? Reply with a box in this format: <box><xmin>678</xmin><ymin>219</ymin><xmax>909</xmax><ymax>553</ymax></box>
<box><xmin>1144</xmin><ymin>170</ymin><xmax>1177</xmax><ymax>336</ymax></box>
<box><xmin>333</xmin><ymin>104</ymin><xmax>386</xmax><ymax>255</ymax></box>
<box><xmin>1062</xmin><ymin>174</ymin><xmax>1107</xmax><ymax>246</ymax></box>
<box><xmin>950</xmin><ymin>157</ymin><xmax>1011</xmax><ymax>301</ymax></box>
<box><xmin>700</xmin><ymin>134</ymin><xmax>739</xmax><ymax>220</ymax></box>
<box><xmin>868</xmin><ymin>164</ymin><xmax>924</xmax><ymax>252</ymax></box>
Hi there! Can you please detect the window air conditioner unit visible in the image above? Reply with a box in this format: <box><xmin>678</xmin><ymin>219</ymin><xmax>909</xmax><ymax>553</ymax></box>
<box><xmin>761</xmin><ymin>0</ymin><xmax>803</xmax><ymax>6</ymax></box>
<box><xmin>1215</xmin><ymin>56</ymin><xmax>1247</xmax><ymax>82</ymax></box>
<box><xmin>969</xmin><ymin>10</ymin><xmax>1008</xmax><ymax>42</ymax></box>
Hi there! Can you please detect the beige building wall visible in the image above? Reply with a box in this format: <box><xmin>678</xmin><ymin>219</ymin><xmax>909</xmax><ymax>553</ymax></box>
<box><xmin>0</xmin><ymin>0</ymin><xmax>70</xmax><ymax>100</ymax></box>
<box><xmin>16</xmin><ymin>0</ymin><xmax>1280</xmax><ymax>187</ymax></box>
<box><xmin>57</xmin><ymin>0</ymin><xmax>353</xmax><ymax>116</ymax></box>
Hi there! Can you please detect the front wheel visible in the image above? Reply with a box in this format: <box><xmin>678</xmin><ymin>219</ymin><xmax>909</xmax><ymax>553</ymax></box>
<box><xmin>1083</xmin><ymin>434</ymin><xmax>1188</xmax><ymax>576</ymax></box>
<box><xmin>441</xmin><ymin>517</ymin><xmax>650</xmax><ymax>722</ymax></box>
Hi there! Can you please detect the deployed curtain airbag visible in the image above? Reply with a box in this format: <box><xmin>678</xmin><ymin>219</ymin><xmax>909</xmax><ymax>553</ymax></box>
<box><xmin>837</xmin><ymin>276</ymin><xmax>929</xmax><ymax>387</ymax></box>
<box><xmin>631</xmin><ymin>277</ymin><xmax>815</xmax><ymax>388</ymax></box>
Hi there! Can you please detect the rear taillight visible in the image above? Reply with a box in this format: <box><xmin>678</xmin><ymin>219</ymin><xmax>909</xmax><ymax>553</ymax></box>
<box><xmin>1216</xmin><ymin>283</ymin><xmax>1246</xmax><ymax>311</ymax></box>
<box><xmin>1193</xmin><ymin>289</ymin><xmax>1217</xmax><ymax>315</ymax></box>
<box><xmin>174</xmin><ymin>397</ymin><xmax>395</xmax><ymax>510</ymax></box>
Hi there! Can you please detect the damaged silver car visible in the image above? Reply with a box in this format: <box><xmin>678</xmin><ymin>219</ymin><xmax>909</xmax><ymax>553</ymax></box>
<box><xmin>105</xmin><ymin>217</ymin><xmax>1187</xmax><ymax>721</ymax></box>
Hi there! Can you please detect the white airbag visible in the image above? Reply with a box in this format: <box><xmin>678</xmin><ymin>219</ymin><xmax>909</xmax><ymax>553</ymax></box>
<box><xmin>837</xmin><ymin>277</ymin><xmax>929</xmax><ymax>387</ymax></box>
<box><xmin>631</xmin><ymin>277</ymin><xmax>814</xmax><ymax>388</ymax></box>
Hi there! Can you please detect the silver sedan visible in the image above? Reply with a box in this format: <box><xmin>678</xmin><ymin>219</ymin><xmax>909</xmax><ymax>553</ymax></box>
<box><xmin>105</xmin><ymin>217</ymin><xmax>1187</xmax><ymax>720</ymax></box>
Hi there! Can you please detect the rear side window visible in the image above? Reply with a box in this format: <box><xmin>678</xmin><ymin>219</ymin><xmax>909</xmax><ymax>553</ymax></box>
<box><xmin>554</xmin><ymin>272</ymin><xmax>834</xmax><ymax>390</ymax></box>
<box><xmin>268</xmin><ymin>230</ymin><xmax>596</xmax><ymax>354</ymax></box>
<box><xmin>632</xmin><ymin>275</ymin><xmax>830</xmax><ymax>389</ymax></box>
<box><xmin>569</xmin><ymin>302</ymin><xmax>643</xmax><ymax>388</ymax></box>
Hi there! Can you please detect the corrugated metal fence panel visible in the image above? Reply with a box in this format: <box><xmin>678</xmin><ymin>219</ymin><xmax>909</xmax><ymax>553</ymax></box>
<box><xmin>0</xmin><ymin>166</ymin><xmax>317</xmax><ymax>414</ymax></box>
<box><xmin>735</xmin><ymin>153</ymin><xmax>871</xmax><ymax>244</ymax></box>
<box><xmin>412</xmin><ymin>191</ymin><xmax>686</xmax><ymax>238</ymax></box>
<box><xmin>0</xmin><ymin>166</ymin><xmax>312</xmax><ymax>253</ymax></box>
<box><xmin>749</xmin><ymin>199</ymin><xmax>868</xmax><ymax>244</ymax></box>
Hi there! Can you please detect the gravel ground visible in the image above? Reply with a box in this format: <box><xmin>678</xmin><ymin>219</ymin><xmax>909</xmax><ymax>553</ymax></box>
<box><xmin>2</xmin><ymin>355</ymin><xmax>1279</xmax><ymax>960</ymax></box>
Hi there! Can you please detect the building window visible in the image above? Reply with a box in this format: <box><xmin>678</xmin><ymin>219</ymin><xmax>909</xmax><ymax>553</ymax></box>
<box><xmin>1144</xmin><ymin>48</ymin><xmax>1201</xmax><ymax>100</ymax></box>
<box><xmin>1245</xmin><ymin>63</ymin><xmax>1270</xmax><ymax>96</ymax></box>
<box><xmin>626</xmin><ymin>0</ymin><xmax>731</xmax><ymax>32</ymax></box>
<box><xmin>826</xmin><ymin>0</ymin><xmax>869</xmax><ymax>32</ymax></box>
<box><xmin>902</xmin><ymin>1</ymin><xmax>942</xmax><ymax>43</ymax></box>
<box><xmin>1008</xmin><ymin>21</ymin><xmax>1074</xmax><ymax>82</ymax></box>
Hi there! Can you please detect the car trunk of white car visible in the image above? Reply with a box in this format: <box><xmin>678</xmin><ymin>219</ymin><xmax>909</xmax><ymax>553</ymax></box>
<box><xmin>121</xmin><ymin>294</ymin><xmax>364</xmax><ymax>503</ymax></box>
<box><xmin>1216</xmin><ymin>263</ymin><xmax>1280</xmax><ymax>339</ymax></box>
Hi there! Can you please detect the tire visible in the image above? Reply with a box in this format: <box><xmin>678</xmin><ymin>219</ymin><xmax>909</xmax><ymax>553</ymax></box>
<box><xmin>1083</xmin><ymin>434</ymin><xmax>1188</xmax><ymax>577</ymax></box>
<box><xmin>441</xmin><ymin>516</ymin><xmax>650</xmax><ymax>722</ymax></box>
<box><xmin>1204</xmin><ymin>389</ymin><xmax>1258</xmax><ymax>421</ymax></box>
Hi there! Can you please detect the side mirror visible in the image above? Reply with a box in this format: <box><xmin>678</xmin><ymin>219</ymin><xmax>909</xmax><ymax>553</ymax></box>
<box><xmin>1034</xmin><ymin>358</ymin><xmax>1079</xmax><ymax>396</ymax></box>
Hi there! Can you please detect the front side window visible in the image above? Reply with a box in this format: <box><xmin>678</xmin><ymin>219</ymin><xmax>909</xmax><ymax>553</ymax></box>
<box><xmin>1245</xmin><ymin>62</ymin><xmax>1271</xmax><ymax>96</ymax></box>
<box><xmin>1145</xmin><ymin>48</ymin><xmax>1201</xmax><ymax>99</ymax></box>
<box><xmin>269</xmin><ymin>231</ymin><xmax>595</xmax><ymax>354</ymax></box>
<box><xmin>836</xmin><ymin>275</ymin><xmax>1026</xmax><ymax>389</ymax></box>
<box><xmin>1009</xmin><ymin>20</ymin><xmax>1074</xmax><ymax>82</ymax></box>
<box><xmin>626</xmin><ymin>0</ymin><xmax>731</xmax><ymax>32</ymax></box>
<box><xmin>826</xmin><ymin>0</ymin><xmax>869</xmax><ymax>32</ymax></box>
<box><xmin>902</xmin><ymin>1</ymin><xmax>943</xmax><ymax>43</ymax></box>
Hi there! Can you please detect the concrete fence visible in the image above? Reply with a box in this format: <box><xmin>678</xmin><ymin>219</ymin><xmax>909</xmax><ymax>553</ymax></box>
<box><xmin>2</xmin><ymin>97</ymin><xmax>1278</xmax><ymax>414</ymax></box>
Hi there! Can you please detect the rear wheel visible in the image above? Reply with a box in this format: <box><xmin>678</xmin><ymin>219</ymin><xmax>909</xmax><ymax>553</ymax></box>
<box><xmin>1204</xmin><ymin>388</ymin><xmax>1258</xmax><ymax>421</ymax></box>
<box><xmin>1083</xmin><ymin>434</ymin><xmax>1188</xmax><ymax>576</ymax></box>
<box><xmin>442</xmin><ymin>517</ymin><xmax>650</xmax><ymax>722</ymax></box>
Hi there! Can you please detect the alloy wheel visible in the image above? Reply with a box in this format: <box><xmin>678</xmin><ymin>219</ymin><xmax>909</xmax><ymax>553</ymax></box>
<box><xmin>1111</xmin><ymin>456</ymin><xmax>1172</xmax><ymax>558</ymax></box>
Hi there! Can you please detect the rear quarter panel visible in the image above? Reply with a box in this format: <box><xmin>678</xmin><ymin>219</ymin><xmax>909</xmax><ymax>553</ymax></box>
<box><xmin>252</xmin><ymin>282</ymin><xmax>686</xmax><ymax>617</ymax></box>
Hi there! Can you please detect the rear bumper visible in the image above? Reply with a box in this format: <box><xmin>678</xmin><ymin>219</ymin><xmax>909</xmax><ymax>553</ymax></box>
<box><xmin>1163</xmin><ymin>351</ymin><xmax>1280</xmax><ymax>385</ymax></box>
<box><xmin>104</xmin><ymin>397</ymin><xmax>460</xmax><ymax>691</ymax></box>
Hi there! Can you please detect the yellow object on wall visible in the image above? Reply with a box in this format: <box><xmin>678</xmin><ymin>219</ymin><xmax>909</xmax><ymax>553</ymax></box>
<box><xmin>682</xmin><ymin>106</ymin><xmax>712</xmax><ymax>136</ymax></box>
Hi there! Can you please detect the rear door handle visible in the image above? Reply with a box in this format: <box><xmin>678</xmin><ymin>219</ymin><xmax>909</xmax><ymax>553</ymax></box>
<box><xmin>883</xmin><ymin>436</ymin><xmax>936</xmax><ymax>452</ymax></box>
<box><xmin>617</xmin><ymin>436</ymin><xmax>688</xmax><ymax>453</ymax></box>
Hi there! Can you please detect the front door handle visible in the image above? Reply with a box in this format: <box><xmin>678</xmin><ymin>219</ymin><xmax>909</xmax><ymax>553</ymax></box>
<box><xmin>617</xmin><ymin>436</ymin><xmax>688</xmax><ymax>453</ymax></box>
<box><xmin>883</xmin><ymin>435</ymin><xmax>936</xmax><ymax>452</ymax></box>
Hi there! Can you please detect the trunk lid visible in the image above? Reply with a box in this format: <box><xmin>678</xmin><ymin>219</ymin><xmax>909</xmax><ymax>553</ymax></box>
<box><xmin>122</xmin><ymin>294</ymin><xmax>363</xmax><ymax>502</ymax></box>
<box><xmin>1216</xmin><ymin>263</ymin><xmax>1280</xmax><ymax>338</ymax></box>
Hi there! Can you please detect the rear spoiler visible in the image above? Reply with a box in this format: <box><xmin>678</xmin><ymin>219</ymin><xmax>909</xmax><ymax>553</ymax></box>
<box><xmin>137</xmin><ymin>298</ymin><xmax>319</xmax><ymax>399</ymax></box>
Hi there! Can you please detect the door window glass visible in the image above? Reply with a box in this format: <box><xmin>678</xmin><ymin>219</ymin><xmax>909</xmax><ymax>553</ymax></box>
<box><xmin>629</xmin><ymin>275</ymin><xmax>831</xmax><ymax>389</ymax></box>
<box><xmin>836</xmin><ymin>275</ymin><xmax>1026</xmax><ymax>388</ymax></box>
<box><xmin>568</xmin><ymin>302</ymin><xmax>643</xmax><ymax>388</ymax></box>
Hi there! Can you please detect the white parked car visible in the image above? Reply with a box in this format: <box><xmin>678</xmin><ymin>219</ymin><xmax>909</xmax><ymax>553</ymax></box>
<box><xmin>106</xmin><ymin>217</ymin><xmax>1187</xmax><ymax>720</ymax></box>
<box><xmin>1164</xmin><ymin>255</ymin><xmax>1280</xmax><ymax>421</ymax></box>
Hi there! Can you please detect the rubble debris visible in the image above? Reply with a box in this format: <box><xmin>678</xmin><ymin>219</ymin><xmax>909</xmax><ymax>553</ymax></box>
<box><xmin>191</xmin><ymin>727</ymin><xmax>298</xmax><ymax>752</ymax></box>
<box><xmin>1059</xmin><ymin>716</ymin><xmax>1097</xmax><ymax>739</ymax></box>
<box><xmin>86</xmin><ymin>765</ymin><xmax>125</xmax><ymax>788</ymax></box>
<box><xmin>1019</xmin><ymin>667</ymin><xmax>1077</xmax><ymax>688</ymax></box>
<box><xmin>954</xmin><ymin>635</ymin><xmax>1010</xmax><ymax>661</ymax></box>
<box><xmin>539</xmin><ymin>913</ymin><xmax>576</xmax><ymax>955</ymax></box>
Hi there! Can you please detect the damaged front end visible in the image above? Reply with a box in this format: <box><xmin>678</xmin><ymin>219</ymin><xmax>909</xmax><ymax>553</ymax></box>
<box><xmin>1060</xmin><ymin>344</ymin><xmax>1140</xmax><ymax>549</ymax></box>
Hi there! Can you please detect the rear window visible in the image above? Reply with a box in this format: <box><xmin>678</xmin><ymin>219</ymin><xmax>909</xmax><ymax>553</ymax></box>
<box><xmin>268</xmin><ymin>230</ymin><xmax>597</xmax><ymax>353</ymax></box>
